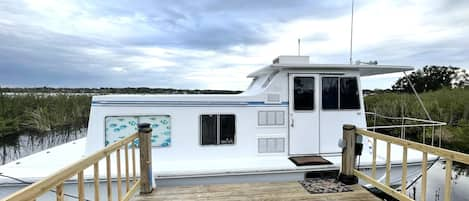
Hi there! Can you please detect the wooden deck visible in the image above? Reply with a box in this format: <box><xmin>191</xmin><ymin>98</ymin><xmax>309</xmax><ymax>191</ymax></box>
<box><xmin>132</xmin><ymin>181</ymin><xmax>381</xmax><ymax>201</ymax></box>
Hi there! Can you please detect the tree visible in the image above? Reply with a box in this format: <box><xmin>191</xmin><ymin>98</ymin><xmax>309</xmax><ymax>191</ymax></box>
<box><xmin>392</xmin><ymin>65</ymin><xmax>469</xmax><ymax>93</ymax></box>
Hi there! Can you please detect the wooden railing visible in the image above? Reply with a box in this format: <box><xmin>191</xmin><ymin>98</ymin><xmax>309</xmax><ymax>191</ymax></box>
<box><xmin>1</xmin><ymin>123</ymin><xmax>154</xmax><ymax>201</ymax></box>
<box><xmin>339</xmin><ymin>124</ymin><xmax>469</xmax><ymax>201</ymax></box>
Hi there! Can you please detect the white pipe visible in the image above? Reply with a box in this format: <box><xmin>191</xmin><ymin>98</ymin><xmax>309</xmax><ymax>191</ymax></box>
<box><xmin>366</xmin><ymin>123</ymin><xmax>446</xmax><ymax>129</ymax></box>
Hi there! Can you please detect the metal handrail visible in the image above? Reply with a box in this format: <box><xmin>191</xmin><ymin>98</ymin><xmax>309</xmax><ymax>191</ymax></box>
<box><xmin>365</xmin><ymin>112</ymin><xmax>447</xmax><ymax>127</ymax></box>
<box><xmin>365</xmin><ymin>111</ymin><xmax>447</xmax><ymax>147</ymax></box>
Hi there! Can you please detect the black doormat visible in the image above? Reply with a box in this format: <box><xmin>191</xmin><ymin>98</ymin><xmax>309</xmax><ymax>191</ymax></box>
<box><xmin>289</xmin><ymin>156</ymin><xmax>332</xmax><ymax>166</ymax></box>
<box><xmin>299</xmin><ymin>178</ymin><xmax>353</xmax><ymax>194</ymax></box>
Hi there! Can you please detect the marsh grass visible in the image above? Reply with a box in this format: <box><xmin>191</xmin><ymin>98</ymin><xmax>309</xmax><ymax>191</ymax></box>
<box><xmin>365</xmin><ymin>88</ymin><xmax>469</xmax><ymax>153</ymax></box>
<box><xmin>0</xmin><ymin>94</ymin><xmax>91</xmax><ymax>137</ymax></box>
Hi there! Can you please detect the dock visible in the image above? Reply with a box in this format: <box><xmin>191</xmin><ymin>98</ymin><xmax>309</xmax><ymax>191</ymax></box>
<box><xmin>132</xmin><ymin>181</ymin><xmax>381</xmax><ymax>201</ymax></box>
<box><xmin>3</xmin><ymin>125</ymin><xmax>469</xmax><ymax>201</ymax></box>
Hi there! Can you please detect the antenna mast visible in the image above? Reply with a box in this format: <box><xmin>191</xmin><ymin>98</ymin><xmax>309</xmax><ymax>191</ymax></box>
<box><xmin>349</xmin><ymin>0</ymin><xmax>355</xmax><ymax>64</ymax></box>
<box><xmin>298</xmin><ymin>38</ymin><xmax>301</xmax><ymax>56</ymax></box>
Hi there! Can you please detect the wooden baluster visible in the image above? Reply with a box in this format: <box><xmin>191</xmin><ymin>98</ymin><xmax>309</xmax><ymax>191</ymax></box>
<box><xmin>106</xmin><ymin>154</ymin><xmax>112</xmax><ymax>201</ymax></box>
<box><xmin>371</xmin><ymin>138</ymin><xmax>377</xmax><ymax>179</ymax></box>
<box><xmin>78</xmin><ymin>171</ymin><xmax>85</xmax><ymax>201</ymax></box>
<box><xmin>56</xmin><ymin>183</ymin><xmax>64</xmax><ymax>201</ymax></box>
<box><xmin>117</xmin><ymin>148</ymin><xmax>122</xmax><ymax>201</ymax></box>
<box><xmin>94</xmin><ymin>162</ymin><xmax>100</xmax><ymax>201</ymax></box>
<box><xmin>420</xmin><ymin>152</ymin><xmax>427</xmax><ymax>201</ymax></box>
<box><xmin>401</xmin><ymin>145</ymin><xmax>407</xmax><ymax>195</ymax></box>
<box><xmin>132</xmin><ymin>141</ymin><xmax>136</xmax><ymax>183</ymax></box>
<box><xmin>385</xmin><ymin>142</ymin><xmax>391</xmax><ymax>186</ymax></box>
<box><xmin>444</xmin><ymin>160</ymin><xmax>452</xmax><ymax>201</ymax></box>
<box><xmin>125</xmin><ymin>144</ymin><xmax>130</xmax><ymax>192</ymax></box>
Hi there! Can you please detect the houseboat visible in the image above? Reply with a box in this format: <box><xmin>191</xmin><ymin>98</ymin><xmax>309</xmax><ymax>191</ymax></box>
<box><xmin>0</xmin><ymin>56</ymin><xmax>441</xmax><ymax>190</ymax></box>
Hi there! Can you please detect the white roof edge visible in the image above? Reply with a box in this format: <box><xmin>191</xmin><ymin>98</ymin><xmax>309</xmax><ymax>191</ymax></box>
<box><xmin>91</xmin><ymin>93</ymin><xmax>247</xmax><ymax>100</ymax></box>
<box><xmin>247</xmin><ymin>64</ymin><xmax>414</xmax><ymax>77</ymax></box>
<box><xmin>247</xmin><ymin>65</ymin><xmax>271</xmax><ymax>78</ymax></box>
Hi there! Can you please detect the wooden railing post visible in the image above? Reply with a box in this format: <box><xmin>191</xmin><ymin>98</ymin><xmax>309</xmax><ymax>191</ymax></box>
<box><xmin>138</xmin><ymin>123</ymin><xmax>153</xmax><ymax>194</ymax></box>
<box><xmin>339</xmin><ymin>124</ymin><xmax>358</xmax><ymax>185</ymax></box>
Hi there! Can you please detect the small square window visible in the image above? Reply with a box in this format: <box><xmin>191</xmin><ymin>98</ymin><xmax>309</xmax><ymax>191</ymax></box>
<box><xmin>200</xmin><ymin>114</ymin><xmax>235</xmax><ymax>145</ymax></box>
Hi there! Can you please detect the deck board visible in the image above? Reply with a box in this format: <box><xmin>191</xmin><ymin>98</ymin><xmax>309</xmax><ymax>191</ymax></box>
<box><xmin>132</xmin><ymin>181</ymin><xmax>381</xmax><ymax>201</ymax></box>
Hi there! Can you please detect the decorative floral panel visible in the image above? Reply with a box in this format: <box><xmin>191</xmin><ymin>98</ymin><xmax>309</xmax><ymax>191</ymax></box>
<box><xmin>139</xmin><ymin>116</ymin><xmax>171</xmax><ymax>147</ymax></box>
<box><xmin>105</xmin><ymin>115</ymin><xmax>171</xmax><ymax>147</ymax></box>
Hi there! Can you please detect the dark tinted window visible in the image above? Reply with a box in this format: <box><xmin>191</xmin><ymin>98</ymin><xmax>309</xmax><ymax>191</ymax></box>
<box><xmin>201</xmin><ymin>114</ymin><xmax>235</xmax><ymax>145</ymax></box>
<box><xmin>322</xmin><ymin>77</ymin><xmax>339</xmax><ymax>109</ymax></box>
<box><xmin>294</xmin><ymin>77</ymin><xmax>314</xmax><ymax>110</ymax></box>
<box><xmin>340</xmin><ymin>77</ymin><xmax>360</xmax><ymax>109</ymax></box>
<box><xmin>201</xmin><ymin>115</ymin><xmax>217</xmax><ymax>145</ymax></box>
<box><xmin>220</xmin><ymin>115</ymin><xmax>235</xmax><ymax>144</ymax></box>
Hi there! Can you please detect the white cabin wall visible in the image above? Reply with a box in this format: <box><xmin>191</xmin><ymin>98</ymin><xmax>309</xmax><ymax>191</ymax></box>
<box><xmin>86</xmin><ymin>106</ymin><xmax>290</xmax><ymax>159</ymax></box>
<box><xmin>85</xmin><ymin>73</ymin><xmax>290</xmax><ymax>159</ymax></box>
<box><xmin>264</xmin><ymin>71</ymin><xmax>289</xmax><ymax>102</ymax></box>
<box><xmin>88</xmin><ymin>106</ymin><xmax>248</xmax><ymax>159</ymax></box>
<box><xmin>85</xmin><ymin>105</ymin><xmax>103</xmax><ymax>154</ymax></box>
<box><xmin>253</xmin><ymin>71</ymin><xmax>289</xmax><ymax>155</ymax></box>
<box><xmin>85</xmin><ymin>68</ymin><xmax>367</xmax><ymax>158</ymax></box>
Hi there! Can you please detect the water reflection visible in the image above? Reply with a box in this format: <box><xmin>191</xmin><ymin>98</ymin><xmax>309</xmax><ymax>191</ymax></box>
<box><xmin>0</xmin><ymin>128</ymin><xmax>86</xmax><ymax>165</ymax></box>
<box><xmin>409</xmin><ymin>161</ymin><xmax>469</xmax><ymax>201</ymax></box>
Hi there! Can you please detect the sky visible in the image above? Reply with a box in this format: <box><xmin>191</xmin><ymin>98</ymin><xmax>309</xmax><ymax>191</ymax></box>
<box><xmin>0</xmin><ymin>0</ymin><xmax>468</xmax><ymax>90</ymax></box>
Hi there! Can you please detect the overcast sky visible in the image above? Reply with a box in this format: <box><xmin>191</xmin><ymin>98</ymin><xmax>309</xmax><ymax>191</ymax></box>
<box><xmin>1</xmin><ymin>0</ymin><xmax>468</xmax><ymax>90</ymax></box>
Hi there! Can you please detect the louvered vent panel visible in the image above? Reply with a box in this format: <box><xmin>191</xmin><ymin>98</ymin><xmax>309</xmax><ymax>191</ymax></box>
<box><xmin>266</xmin><ymin>93</ymin><xmax>281</xmax><ymax>103</ymax></box>
<box><xmin>258</xmin><ymin>138</ymin><xmax>285</xmax><ymax>153</ymax></box>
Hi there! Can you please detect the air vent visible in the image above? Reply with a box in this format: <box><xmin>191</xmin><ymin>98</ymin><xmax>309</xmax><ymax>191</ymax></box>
<box><xmin>258</xmin><ymin>137</ymin><xmax>285</xmax><ymax>153</ymax></box>
<box><xmin>258</xmin><ymin>111</ymin><xmax>284</xmax><ymax>126</ymax></box>
<box><xmin>265</xmin><ymin>93</ymin><xmax>281</xmax><ymax>103</ymax></box>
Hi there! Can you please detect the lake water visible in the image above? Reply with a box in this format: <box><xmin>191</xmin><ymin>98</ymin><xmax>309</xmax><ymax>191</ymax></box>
<box><xmin>0</xmin><ymin>129</ymin><xmax>86</xmax><ymax>165</ymax></box>
<box><xmin>0</xmin><ymin>130</ymin><xmax>468</xmax><ymax>200</ymax></box>
<box><xmin>408</xmin><ymin>161</ymin><xmax>469</xmax><ymax>201</ymax></box>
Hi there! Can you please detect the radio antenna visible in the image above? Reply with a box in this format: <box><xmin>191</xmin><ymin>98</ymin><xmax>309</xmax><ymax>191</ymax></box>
<box><xmin>298</xmin><ymin>38</ymin><xmax>301</xmax><ymax>56</ymax></box>
<box><xmin>349</xmin><ymin>0</ymin><xmax>355</xmax><ymax>64</ymax></box>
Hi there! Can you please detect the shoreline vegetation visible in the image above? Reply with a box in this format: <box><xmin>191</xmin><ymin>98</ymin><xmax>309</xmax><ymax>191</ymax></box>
<box><xmin>365</xmin><ymin>88</ymin><xmax>469</xmax><ymax>154</ymax></box>
<box><xmin>0</xmin><ymin>87</ymin><xmax>242</xmax><ymax>138</ymax></box>
<box><xmin>0</xmin><ymin>86</ymin><xmax>468</xmax><ymax>154</ymax></box>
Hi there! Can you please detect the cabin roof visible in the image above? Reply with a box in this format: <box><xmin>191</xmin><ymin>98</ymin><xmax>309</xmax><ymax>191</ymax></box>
<box><xmin>247</xmin><ymin>63</ymin><xmax>414</xmax><ymax>78</ymax></box>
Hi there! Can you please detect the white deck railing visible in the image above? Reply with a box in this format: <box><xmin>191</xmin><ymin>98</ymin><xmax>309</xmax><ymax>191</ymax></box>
<box><xmin>365</xmin><ymin>112</ymin><xmax>447</xmax><ymax>147</ymax></box>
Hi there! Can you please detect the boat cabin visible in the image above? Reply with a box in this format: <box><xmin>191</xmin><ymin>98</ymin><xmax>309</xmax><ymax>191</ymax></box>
<box><xmin>85</xmin><ymin>56</ymin><xmax>412</xmax><ymax>159</ymax></box>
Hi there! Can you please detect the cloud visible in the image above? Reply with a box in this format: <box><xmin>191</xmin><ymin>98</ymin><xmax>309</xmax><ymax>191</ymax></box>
<box><xmin>0</xmin><ymin>0</ymin><xmax>468</xmax><ymax>90</ymax></box>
